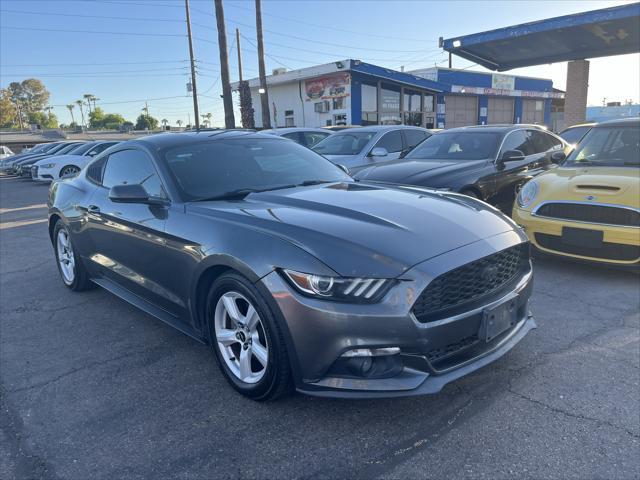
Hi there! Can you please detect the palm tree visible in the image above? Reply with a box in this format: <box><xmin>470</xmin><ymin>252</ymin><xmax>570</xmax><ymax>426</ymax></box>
<box><xmin>75</xmin><ymin>100</ymin><xmax>85</xmax><ymax>128</ymax></box>
<box><xmin>161</xmin><ymin>118</ymin><xmax>169</xmax><ymax>128</ymax></box>
<box><xmin>66</xmin><ymin>104</ymin><xmax>76</xmax><ymax>125</ymax></box>
<box><xmin>201</xmin><ymin>112</ymin><xmax>212</xmax><ymax>128</ymax></box>
<box><xmin>83</xmin><ymin>94</ymin><xmax>93</xmax><ymax>115</ymax></box>
<box><xmin>176</xmin><ymin>119</ymin><xmax>183</xmax><ymax>129</ymax></box>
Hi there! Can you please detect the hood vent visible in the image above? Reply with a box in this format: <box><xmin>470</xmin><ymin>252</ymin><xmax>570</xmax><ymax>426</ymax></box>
<box><xmin>575</xmin><ymin>185</ymin><xmax>620</xmax><ymax>191</ymax></box>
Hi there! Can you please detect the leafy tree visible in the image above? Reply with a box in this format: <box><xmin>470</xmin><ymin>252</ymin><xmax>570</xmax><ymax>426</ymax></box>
<box><xmin>89</xmin><ymin>107</ymin><xmax>106</xmax><ymax>128</ymax></box>
<box><xmin>135</xmin><ymin>114</ymin><xmax>158</xmax><ymax>130</ymax></box>
<box><xmin>6</xmin><ymin>79</ymin><xmax>50</xmax><ymax>127</ymax></box>
<box><xmin>27</xmin><ymin>110</ymin><xmax>58</xmax><ymax>128</ymax></box>
<box><xmin>0</xmin><ymin>88</ymin><xmax>17</xmax><ymax>128</ymax></box>
<box><xmin>102</xmin><ymin>113</ymin><xmax>125</xmax><ymax>126</ymax></box>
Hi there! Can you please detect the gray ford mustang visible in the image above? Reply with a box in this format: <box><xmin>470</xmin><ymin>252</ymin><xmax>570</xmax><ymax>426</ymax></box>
<box><xmin>48</xmin><ymin>130</ymin><xmax>536</xmax><ymax>400</ymax></box>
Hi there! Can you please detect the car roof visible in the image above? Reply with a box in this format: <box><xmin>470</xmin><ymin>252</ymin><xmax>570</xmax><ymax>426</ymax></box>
<box><xmin>261</xmin><ymin>127</ymin><xmax>330</xmax><ymax>135</ymax></box>
<box><xmin>561</xmin><ymin>123</ymin><xmax>596</xmax><ymax>130</ymax></box>
<box><xmin>126</xmin><ymin>129</ymin><xmax>285</xmax><ymax>150</ymax></box>
<box><xmin>441</xmin><ymin>124</ymin><xmax>549</xmax><ymax>134</ymax></box>
<box><xmin>593</xmin><ymin>117</ymin><xmax>640</xmax><ymax>128</ymax></box>
<box><xmin>331</xmin><ymin>125</ymin><xmax>428</xmax><ymax>134</ymax></box>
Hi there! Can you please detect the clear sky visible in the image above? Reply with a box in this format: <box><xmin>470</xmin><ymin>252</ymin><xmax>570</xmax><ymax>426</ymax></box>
<box><xmin>1</xmin><ymin>0</ymin><xmax>638</xmax><ymax>127</ymax></box>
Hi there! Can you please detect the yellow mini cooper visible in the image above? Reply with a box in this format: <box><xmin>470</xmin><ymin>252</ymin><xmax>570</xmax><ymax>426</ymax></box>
<box><xmin>513</xmin><ymin>118</ymin><xmax>639</xmax><ymax>267</ymax></box>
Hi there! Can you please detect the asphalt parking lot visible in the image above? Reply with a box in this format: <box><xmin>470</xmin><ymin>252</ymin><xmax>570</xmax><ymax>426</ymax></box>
<box><xmin>1</xmin><ymin>175</ymin><xmax>639</xmax><ymax>480</ymax></box>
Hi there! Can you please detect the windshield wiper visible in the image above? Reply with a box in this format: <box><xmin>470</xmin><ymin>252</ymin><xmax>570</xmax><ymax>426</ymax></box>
<box><xmin>196</xmin><ymin>188</ymin><xmax>262</xmax><ymax>201</ymax></box>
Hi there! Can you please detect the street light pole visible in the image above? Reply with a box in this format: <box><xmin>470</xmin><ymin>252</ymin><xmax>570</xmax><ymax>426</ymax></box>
<box><xmin>185</xmin><ymin>0</ymin><xmax>200</xmax><ymax>130</ymax></box>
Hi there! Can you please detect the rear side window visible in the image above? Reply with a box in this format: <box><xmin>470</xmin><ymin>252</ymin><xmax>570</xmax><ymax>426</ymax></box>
<box><xmin>404</xmin><ymin>129</ymin><xmax>430</xmax><ymax>149</ymax></box>
<box><xmin>282</xmin><ymin>132</ymin><xmax>303</xmax><ymax>145</ymax></box>
<box><xmin>500</xmin><ymin>130</ymin><xmax>533</xmax><ymax>156</ymax></box>
<box><xmin>303</xmin><ymin>131</ymin><xmax>330</xmax><ymax>148</ymax></box>
<box><xmin>102</xmin><ymin>149</ymin><xmax>165</xmax><ymax>198</ymax></box>
<box><xmin>528</xmin><ymin>130</ymin><xmax>555</xmax><ymax>153</ymax></box>
<box><xmin>86</xmin><ymin>156</ymin><xmax>107</xmax><ymax>184</ymax></box>
<box><xmin>374</xmin><ymin>130</ymin><xmax>403</xmax><ymax>153</ymax></box>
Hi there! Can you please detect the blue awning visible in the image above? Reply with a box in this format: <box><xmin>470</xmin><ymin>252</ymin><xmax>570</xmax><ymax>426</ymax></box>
<box><xmin>442</xmin><ymin>3</ymin><xmax>640</xmax><ymax>71</ymax></box>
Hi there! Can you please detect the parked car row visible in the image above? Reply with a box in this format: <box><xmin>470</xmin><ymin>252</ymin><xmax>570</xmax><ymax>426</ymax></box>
<box><xmin>0</xmin><ymin>140</ymin><xmax>122</xmax><ymax>181</ymax></box>
<box><xmin>45</xmin><ymin>117</ymin><xmax>638</xmax><ymax>401</ymax></box>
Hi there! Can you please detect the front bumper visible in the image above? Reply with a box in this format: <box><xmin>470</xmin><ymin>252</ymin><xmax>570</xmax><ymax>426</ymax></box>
<box><xmin>260</xmin><ymin>231</ymin><xmax>536</xmax><ymax>398</ymax></box>
<box><xmin>513</xmin><ymin>206</ymin><xmax>640</xmax><ymax>266</ymax></box>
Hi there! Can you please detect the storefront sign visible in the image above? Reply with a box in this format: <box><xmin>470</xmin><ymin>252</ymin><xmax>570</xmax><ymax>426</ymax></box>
<box><xmin>451</xmin><ymin>85</ymin><xmax>564</xmax><ymax>99</ymax></box>
<box><xmin>491</xmin><ymin>74</ymin><xmax>515</xmax><ymax>90</ymax></box>
<box><xmin>305</xmin><ymin>74</ymin><xmax>350</xmax><ymax>100</ymax></box>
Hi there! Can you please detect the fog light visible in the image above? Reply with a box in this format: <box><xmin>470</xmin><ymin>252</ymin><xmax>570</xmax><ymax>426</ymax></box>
<box><xmin>341</xmin><ymin>347</ymin><xmax>400</xmax><ymax>357</ymax></box>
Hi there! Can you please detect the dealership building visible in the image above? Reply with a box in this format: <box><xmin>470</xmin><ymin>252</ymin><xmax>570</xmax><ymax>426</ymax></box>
<box><xmin>233</xmin><ymin>59</ymin><xmax>564</xmax><ymax>130</ymax></box>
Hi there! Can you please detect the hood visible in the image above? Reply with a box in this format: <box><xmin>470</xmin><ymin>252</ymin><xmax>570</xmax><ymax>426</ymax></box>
<box><xmin>355</xmin><ymin>159</ymin><xmax>486</xmax><ymax>185</ymax></box>
<box><xmin>187</xmin><ymin>182</ymin><xmax>518</xmax><ymax>278</ymax></box>
<box><xmin>532</xmin><ymin>166</ymin><xmax>640</xmax><ymax>209</ymax></box>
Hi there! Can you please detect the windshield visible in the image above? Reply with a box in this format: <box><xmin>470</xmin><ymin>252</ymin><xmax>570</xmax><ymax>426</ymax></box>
<box><xmin>312</xmin><ymin>131</ymin><xmax>375</xmax><ymax>156</ymax></box>
<box><xmin>406</xmin><ymin>131</ymin><xmax>500</xmax><ymax>161</ymax></box>
<box><xmin>163</xmin><ymin>137</ymin><xmax>352</xmax><ymax>201</ymax></box>
<box><xmin>565</xmin><ymin>126</ymin><xmax>639</xmax><ymax>167</ymax></box>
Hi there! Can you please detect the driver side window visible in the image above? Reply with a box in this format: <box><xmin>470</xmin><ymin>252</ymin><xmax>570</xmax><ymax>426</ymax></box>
<box><xmin>102</xmin><ymin>150</ymin><xmax>165</xmax><ymax>198</ymax></box>
<box><xmin>373</xmin><ymin>130</ymin><xmax>403</xmax><ymax>153</ymax></box>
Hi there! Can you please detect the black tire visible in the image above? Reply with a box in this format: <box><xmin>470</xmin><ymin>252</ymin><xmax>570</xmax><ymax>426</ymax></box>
<box><xmin>207</xmin><ymin>272</ymin><xmax>292</xmax><ymax>401</ymax></box>
<box><xmin>53</xmin><ymin>221</ymin><xmax>94</xmax><ymax>292</ymax></box>
<box><xmin>460</xmin><ymin>188</ymin><xmax>480</xmax><ymax>199</ymax></box>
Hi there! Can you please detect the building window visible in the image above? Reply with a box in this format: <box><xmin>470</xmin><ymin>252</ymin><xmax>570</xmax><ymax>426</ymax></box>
<box><xmin>332</xmin><ymin>97</ymin><xmax>345</xmax><ymax>110</ymax></box>
<box><xmin>284</xmin><ymin>110</ymin><xmax>294</xmax><ymax>127</ymax></box>
<box><xmin>423</xmin><ymin>94</ymin><xmax>435</xmax><ymax>112</ymax></box>
<box><xmin>333</xmin><ymin>114</ymin><xmax>347</xmax><ymax>125</ymax></box>
<box><xmin>380</xmin><ymin>84</ymin><xmax>400</xmax><ymax>125</ymax></box>
<box><xmin>361</xmin><ymin>83</ymin><xmax>377</xmax><ymax>125</ymax></box>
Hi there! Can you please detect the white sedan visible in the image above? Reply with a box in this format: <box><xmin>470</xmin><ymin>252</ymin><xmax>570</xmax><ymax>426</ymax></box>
<box><xmin>32</xmin><ymin>141</ymin><xmax>119</xmax><ymax>182</ymax></box>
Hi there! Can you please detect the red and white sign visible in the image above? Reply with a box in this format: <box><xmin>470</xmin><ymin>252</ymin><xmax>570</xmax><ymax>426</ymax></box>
<box><xmin>305</xmin><ymin>74</ymin><xmax>350</xmax><ymax>100</ymax></box>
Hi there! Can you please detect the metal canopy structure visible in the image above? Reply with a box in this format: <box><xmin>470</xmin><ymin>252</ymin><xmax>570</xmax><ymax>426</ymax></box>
<box><xmin>442</xmin><ymin>3</ymin><xmax>640</xmax><ymax>71</ymax></box>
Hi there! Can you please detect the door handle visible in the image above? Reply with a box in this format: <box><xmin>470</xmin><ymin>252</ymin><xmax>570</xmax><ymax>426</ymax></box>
<box><xmin>87</xmin><ymin>204</ymin><xmax>101</xmax><ymax>214</ymax></box>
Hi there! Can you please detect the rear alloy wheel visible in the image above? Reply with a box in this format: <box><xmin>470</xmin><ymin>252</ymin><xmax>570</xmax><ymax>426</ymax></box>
<box><xmin>53</xmin><ymin>222</ymin><xmax>93</xmax><ymax>291</ymax></box>
<box><xmin>208</xmin><ymin>273</ymin><xmax>292</xmax><ymax>400</ymax></box>
<box><xmin>60</xmin><ymin>165</ymin><xmax>80</xmax><ymax>177</ymax></box>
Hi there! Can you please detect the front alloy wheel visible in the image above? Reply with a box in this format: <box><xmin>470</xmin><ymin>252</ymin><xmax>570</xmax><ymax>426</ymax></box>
<box><xmin>208</xmin><ymin>273</ymin><xmax>292</xmax><ymax>400</ymax></box>
<box><xmin>214</xmin><ymin>292</ymin><xmax>269</xmax><ymax>384</ymax></box>
<box><xmin>60</xmin><ymin>165</ymin><xmax>80</xmax><ymax>177</ymax></box>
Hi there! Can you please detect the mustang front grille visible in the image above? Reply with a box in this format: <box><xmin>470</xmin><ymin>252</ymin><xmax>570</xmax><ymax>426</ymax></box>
<box><xmin>535</xmin><ymin>203</ymin><xmax>639</xmax><ymax>228</ymax></box>
<box><xmin>412</xmin><ymin>243</ymin><xmax>530</xmax><ymax>323</ymax></box>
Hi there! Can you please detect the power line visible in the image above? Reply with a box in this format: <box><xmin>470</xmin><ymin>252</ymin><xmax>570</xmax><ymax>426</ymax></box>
<box><xmin>0</xmin><ymin>25</ymin><xmax>185</xmax><ymax>37</ymax></box>
<box><xmin>49</xmin><ymin>95</ymin><xmax>190</xmax><ymax>107</ymax></box>
<box><xmin>225</xmin><ymin>2</ymin><xmax>435</xmax><ymax>43</ymax></box>
<box><xmin>2</xmin><ymin>60</ymin><xmax>190</xmax><ymax>67</ymax></box>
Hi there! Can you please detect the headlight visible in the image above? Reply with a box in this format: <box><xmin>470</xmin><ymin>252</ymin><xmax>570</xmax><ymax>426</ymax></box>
<box><xmin>517</xmin><ymin>180</ymin><xmax>539</xmax><ymax>208</ymax></box>
<box><xmin>39</xmin><ymin>163</ymin><xmax>56</xmax><ymax>169</ymax></box>
<box><xmin>281</xmin><ymin>269</ymin><xmax>393</xmax><ymax>303</ymax></box>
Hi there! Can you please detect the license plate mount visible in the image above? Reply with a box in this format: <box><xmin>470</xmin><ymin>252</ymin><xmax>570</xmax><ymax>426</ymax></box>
<box><xmin>483</xmin><ymin>294</ymin><xmax>518</xmax><ymax>343</ymax></box>
<box><xmin>561</xmin><ymin>227</ymin><xmax>603</xmax><ymax>249</ymax></box>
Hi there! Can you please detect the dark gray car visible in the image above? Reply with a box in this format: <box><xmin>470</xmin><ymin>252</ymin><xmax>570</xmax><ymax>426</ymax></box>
<box><xmin>48</xmin><ymin>131</ymin><xmax>535</xmax><ymax>400</ymax></box>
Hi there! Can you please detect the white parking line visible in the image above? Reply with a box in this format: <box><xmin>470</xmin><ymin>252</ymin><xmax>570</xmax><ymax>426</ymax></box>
<box><xmin>0</xmin><ymin>204</ymin><xmax>48</xmax><ymax>214</ymax></box>
<box><xmin>0</xmin><ymin>218</ymin><xmax>48</xmax><ymax>230</ymax></box>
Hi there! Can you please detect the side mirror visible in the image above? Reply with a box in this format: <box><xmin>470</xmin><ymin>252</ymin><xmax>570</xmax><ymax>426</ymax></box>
<box><xmin>88</xmin><ymin>150</ymin><xmax>98</xmax><ymax>157</ymax></box>
<box><xmin>500</xmin><ymin>150</ymin><xmax>525</xmax><ymax>162</ymax></box>
<box><xmin>109</xmin><ymin>184</ymin><xmax>167</xmax><ymax>205</ymax></box>
<box><xmin>369</xmin><ymin>147</ymin><xmax>388</xmax><ymax>158</ymax></box>
<box><xmin>336</xmin><ymin>164</ymin><xmax>350</xmax><ymax>175</ymax></box>
<box><xmin>550</xmin><ymin>151</ymin><xmax>566</xmax><ymax>163</ymax></box>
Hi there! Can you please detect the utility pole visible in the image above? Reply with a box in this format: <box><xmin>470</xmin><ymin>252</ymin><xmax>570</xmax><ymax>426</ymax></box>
<box><xmin>185</xmin><ymin>0</ymin><xmax>200</xmax><ymax>129</ymax></box>
<box><xmin>255</xmin><ymin>0</ymin><xmax>271</xmax><ymax>128</ymax></box>
<box><xmin>142</xmin><ymin>101</ymin><xmax>149</xmax><ymax>116</ymax></box>
<box><xmin>236</xmin><ymin>28</ymin><xmax>243</xmax><ymax>83</ymax></box>
<box><xmin>215</xmin><ymin>0</ymin><xmax>235</xmax><ymax>129</ymax></box>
